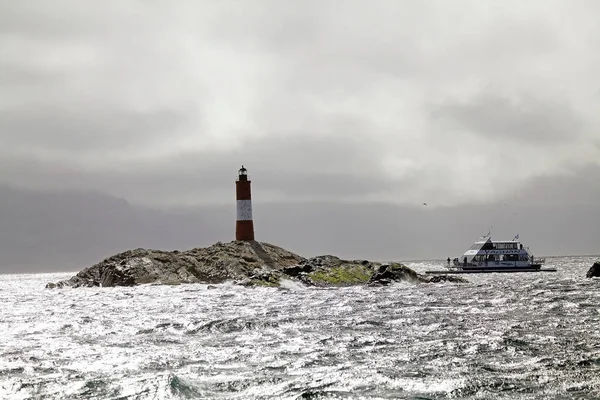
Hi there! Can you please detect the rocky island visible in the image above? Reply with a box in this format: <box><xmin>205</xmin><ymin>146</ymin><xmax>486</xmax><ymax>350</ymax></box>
<box><xmin>46</xmin><ymin>241</ymin><xmax>466</xmax><ymax>289</ymax></box>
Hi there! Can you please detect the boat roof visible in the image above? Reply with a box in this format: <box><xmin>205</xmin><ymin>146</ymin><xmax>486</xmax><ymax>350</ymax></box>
<box><xmin>474</xmin><ymin>235</ymin><xmax>520</xmax><ymax>244</ymax></box>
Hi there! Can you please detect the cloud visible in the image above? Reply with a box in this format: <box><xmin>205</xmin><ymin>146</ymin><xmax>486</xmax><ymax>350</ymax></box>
<box><xmin>430</xmin><ymin>92</ymin><xmax>584</xmax><ymax>143</ymax></box>
<box><xmin>1</xmin><ymin>1</ymin><xmax>600</xmax><ymax>208</ymax></box>
<box><xmin>0</xmin><ymin>104</ymin><xmax>192</xmax><ymax>156</ymax></box>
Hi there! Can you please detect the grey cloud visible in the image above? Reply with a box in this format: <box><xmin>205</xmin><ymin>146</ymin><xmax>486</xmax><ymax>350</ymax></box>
<box><xmin>0</xmin><ymin>129</ymin><xmax>395</xmax><ymax>206</ymax></box>
<box><xmin>0</xmin><ymin>104</ymin><xmax>191</xmax><ymax>154</ymax></box>
<box><xmin>0</xmin><ymin>1</ymin><xmax>155</xmax><ymax>39</ymax></box>
<box><xmin>0</xmin><ymin>65</ymin><xmax>68</xmax><ymax>87</ymax></box>
<box><xmin>1</xmin><ymin>0</ymin><xmax>600</xmax><ymax>210</ymax></box>
<box><xmin>430</xmin><ymin>92</ymin><xmax>584</xmax><ymax>143</ymax></box>
<box><xmin>508</xmin><ymin>164</ymin><xmax>600</xmax><ymax>207</ymax></box>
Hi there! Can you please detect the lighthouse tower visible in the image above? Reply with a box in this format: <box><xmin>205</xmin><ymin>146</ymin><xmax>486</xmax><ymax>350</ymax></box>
<box><xmin>235</xmin><ymin>165</ymin><xmax>255</xmax><ymax>241</ymax></box>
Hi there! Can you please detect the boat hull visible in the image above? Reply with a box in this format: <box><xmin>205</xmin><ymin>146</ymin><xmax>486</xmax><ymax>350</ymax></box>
<box><xmin>459</xmin><ymin>263</ymin><xmax>542</xmax><ymax>270</ymax></box>
<box><xmin>425</xmin><ymin>268</ymin><xmax>557</xmax><ymax>274</ymax></box>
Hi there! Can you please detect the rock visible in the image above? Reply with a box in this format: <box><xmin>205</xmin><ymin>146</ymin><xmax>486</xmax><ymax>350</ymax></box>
<box><xmin>45</xmin><ymin>240</ymin><xmax>467</xmax><ymax>288</ymax></box>
<box><xmin>427</xmin><ymin>275</ymin><xmax>469</xmax><ymax>283</ymax></box>
<box><xmin>301</xmin><ymin>255</ymin><xmax>342</xmax><ymax>270</ymax></box>
<box><xmin>246</xmin><ymin>270</ymin><xmax>282</xmax><ymax>287</ymax></box>
<box><xmin>47</xmin><ymin>241</ymin><xmax>305</xmax><ymax>288</ymax></box>
<box><xmin>368</xmin><ymin>263</ymin><xmax>426</xmax><ymax>285</ymax></box>
<box><xmin>586</xmin><ymin>262</ymin><xmax>600</xmax><ymax>278</ymax></box>
<box><xmin>282</xmin><ymin>263</ymin><xmax>314</xmax><ymax>277</ymax></box>
<box><xmin>299</xmin><ymin>256</ymin><xmax>378</xmax><ymax>287</ymax></box>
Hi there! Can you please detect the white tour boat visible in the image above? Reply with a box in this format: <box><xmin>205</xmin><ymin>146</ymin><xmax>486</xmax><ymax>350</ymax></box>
<box><xmin>450</xmin><ymin>234</ymin><xmax>545</xmax><ymax>271</ymax></box>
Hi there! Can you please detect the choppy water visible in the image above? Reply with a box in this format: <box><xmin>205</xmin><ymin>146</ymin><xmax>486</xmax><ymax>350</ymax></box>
<box><xmin>1</xmin><ymin>256</ymin><xmax>600</xmax><ymax>399</ymax></box>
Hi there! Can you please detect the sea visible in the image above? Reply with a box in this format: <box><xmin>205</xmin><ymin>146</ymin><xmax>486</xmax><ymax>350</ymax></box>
<box><xmin>1</xmin><ymin>256</ymin><xmax>599</xmax><ymax>400</ymax></box>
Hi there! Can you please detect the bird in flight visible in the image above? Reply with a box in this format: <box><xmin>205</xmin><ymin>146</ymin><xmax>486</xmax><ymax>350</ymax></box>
<box><xmin>422</xmin><ymin>202</ymin><xmax>428</xmax><ymax>206</ymax></box>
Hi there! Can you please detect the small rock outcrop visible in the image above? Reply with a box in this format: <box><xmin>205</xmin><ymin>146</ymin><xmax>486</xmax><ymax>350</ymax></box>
<box><xmin>296</xmin><ymin>256</ymin><xmax>377</xmax><ymax>287</ymax></box>
<box><xmin>368</xmin><ymin>263</ymin><xmax>425</xmax><ymax>285</ymax></box>
<box><xmin>586</xmin><ymin>262</ymin><xmax>600</xmax><ymax>278</ymax></box>
<box><xmin>46</xmin><ymin>241</ymin><xmax>469</xmax><ymax>288</ymax></box>
<box><xmin>426</xmin><ymin>274</ymin><xmax>469</xmax><ymax>284</ymax></box>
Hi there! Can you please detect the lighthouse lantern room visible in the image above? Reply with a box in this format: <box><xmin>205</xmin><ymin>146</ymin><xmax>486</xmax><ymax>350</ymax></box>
<box><xmin>238</xmin><ymin>165</ymin><xmax>247</xmax><ymax>180</ymax></box>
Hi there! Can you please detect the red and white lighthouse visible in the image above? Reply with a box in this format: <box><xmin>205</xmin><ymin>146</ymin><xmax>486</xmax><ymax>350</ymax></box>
<box><xmin>235</xmin><ymin>165</ymin><xmax>255</xmax><ymax>241</ymax></box>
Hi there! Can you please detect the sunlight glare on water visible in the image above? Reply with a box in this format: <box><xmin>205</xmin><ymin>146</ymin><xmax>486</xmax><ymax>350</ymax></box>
<box><xmin>1</xmin><ymin>256</ymin><xmax>600</xmax><ymax>399</ymax></box>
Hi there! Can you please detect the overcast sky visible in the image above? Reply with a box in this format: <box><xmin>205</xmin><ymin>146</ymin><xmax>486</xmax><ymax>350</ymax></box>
<box><xmin>1</xmin><ymin>0</ymin><xmax>600</xmax><ymax>208</ymax></box>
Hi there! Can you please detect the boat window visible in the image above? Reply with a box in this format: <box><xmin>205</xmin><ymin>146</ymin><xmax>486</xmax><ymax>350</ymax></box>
<box><xmin>481</xmin><ymin>242</ymin><xmax>494</xmax><ymax>250</ymax></box>
<box><xmin>495</xmin><ymin>242</ymin><xmax>518</xmax><ymax>249</ymax></box>
<box><xmin>469</xmin><ymin>238</ymin><xmax>493</xmax><ymax>251</ymax></box>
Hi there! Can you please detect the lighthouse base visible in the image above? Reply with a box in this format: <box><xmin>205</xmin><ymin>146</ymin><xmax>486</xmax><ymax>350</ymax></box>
<box><xmin>236</xmin><ymin>220</ymin><xmax>255</xmax><ymax>241</ymax></box>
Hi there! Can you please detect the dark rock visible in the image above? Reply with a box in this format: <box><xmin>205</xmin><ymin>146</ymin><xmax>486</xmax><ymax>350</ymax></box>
<box><xmin>282</xmin><ymin>263</ymin><xmax>314</xmax><ymax>277</ymax></box>
<box><xmin>282</xmin><ymin>265</ymin><xmax>304</xmax><ymax>277</ymax></box>
<box><xmin>427</xmin><ymin>275</ymin><xmax>469</xmax><ymax>283</ymax></box>
<box><xmin>368</xmin><ymin>263</ymin><xmax>426</xmax><ymax>285</ymax></box>
<box><xmin>296</xmin><ymin>273</ymin><xmax>315</xmax><ymax>286</ymax></box>
<box><xmin>586</xmin><ymin>262</ymin><xmax>600</xmax><ymax>278</ymax></box>
<box><xmin>300</xmin><ymin>255</ymin><xmax>342</xmax><ymax>270</ymax></box>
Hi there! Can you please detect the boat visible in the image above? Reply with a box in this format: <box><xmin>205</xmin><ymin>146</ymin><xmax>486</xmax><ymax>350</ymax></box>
<box><xmin>453</xmin><ymin>234</ymin><xmax>545</xmax><ymax>270</ymax></box>
<box><xmin>425</xmin><ymin>235</ymin><xmax>556</xmax><ymax>274</ymax></box>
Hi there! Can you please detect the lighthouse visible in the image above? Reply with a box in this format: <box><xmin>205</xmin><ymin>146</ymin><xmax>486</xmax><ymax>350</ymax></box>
<box><xmin>235</xmin><ymin>165</ymin><xmax>255</xmax><ymax>241</ymax></box>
